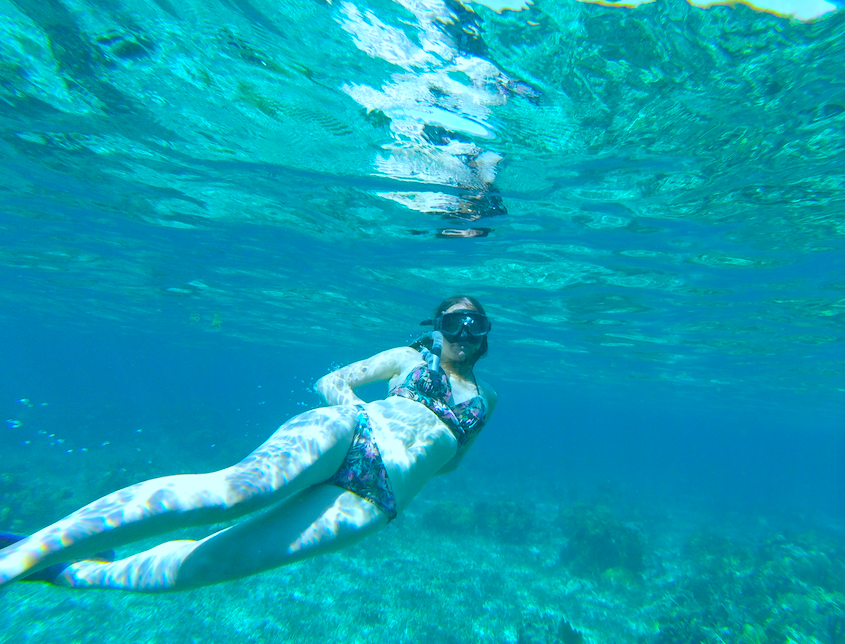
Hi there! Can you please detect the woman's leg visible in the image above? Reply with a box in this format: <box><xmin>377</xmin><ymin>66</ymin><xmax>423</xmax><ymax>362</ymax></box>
<box><xmin>0</xmin><ymin>406</ymin><xmax>359</xmax><ymax>587</ymax></box>
<box><xmin>53</xmin><ymin>484</ymin><xmax>388</xmax><ymax>592</ymax></box>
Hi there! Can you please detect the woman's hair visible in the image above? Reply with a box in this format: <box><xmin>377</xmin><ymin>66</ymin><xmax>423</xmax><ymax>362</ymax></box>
<box><xmin>410</xmin><ymin>295</ymin><xmax>489</xmax><ymax>364</ymax></box>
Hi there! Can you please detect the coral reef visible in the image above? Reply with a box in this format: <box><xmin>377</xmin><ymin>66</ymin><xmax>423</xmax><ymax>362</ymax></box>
<box><xmin>558</xmin><ymin>504</ymin><xmax>647</xmax><ymax>579</ymax></box>
<box><xmin>422</xmin><ymin>500</ymin><xmax>535</xmax><ymax>544</ymax></box>
<box><xmin>475</xmin><ymin>501</ymin><xmax>536</xmax><ymax>544</ymax></box>
<box><xmin>0</xmin><ymin>471</ymin><xmax>76</xmax><ymax>532</ymax></box>
<box><xmin>517</xmin><ymin>618</ymin><xmax>585</xmax><ymax>644</ymax></box>
<box><xmin>654</xmin><ymin>528</ymin><xmax>845</xmax><ymax>643</ymax></box>
<box><xmin>422</xmin><ymin>501</ymin><xmax>477</xmax><ymax>534</ymax></box>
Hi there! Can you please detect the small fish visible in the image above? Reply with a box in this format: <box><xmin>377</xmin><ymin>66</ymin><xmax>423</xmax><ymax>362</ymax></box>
<box><xmin>5</xmin><ymin>420</ymin><xmax>22</xmax><ymax>429</ymax></box>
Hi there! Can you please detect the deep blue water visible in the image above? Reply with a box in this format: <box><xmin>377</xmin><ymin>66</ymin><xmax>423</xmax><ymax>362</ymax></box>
<box><xmin>1</xmin><ymin>0</ymin><xmax>845</xmax><ymax>641</ymax></box>
<box><xmin>3</xmin><ymin>315</ymin><xmax>842</xmax><ymax>520</ymax></box>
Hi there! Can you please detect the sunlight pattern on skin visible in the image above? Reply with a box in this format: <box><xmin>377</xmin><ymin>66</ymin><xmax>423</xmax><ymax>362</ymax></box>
<box><xmin>0</xmin><ymin>406</ymin><xmax>361</xmax><ymax>586</ymax></box>
<box><xmin>56</xmin><ymin>489</ymin><xmax>386</xmax><ymax>592</ymax></box>
<box><xmin>43</xmin><ymin>399</ymin><xmax>454</xmax><ymax>593</ymax></box>
<box><xmin>0</xmin><ymin>347</ymin><xmax>490</xmax><ymax>591</ymax></box>
<box><xmin>286</xmin><ymin>492</ymin><xmax>383</xmax><ymax>556</ymax></box>
<box><xmin>58</xmin><ymin>539</ymin><xmax>201</xmax><ymax>591</ymax></box>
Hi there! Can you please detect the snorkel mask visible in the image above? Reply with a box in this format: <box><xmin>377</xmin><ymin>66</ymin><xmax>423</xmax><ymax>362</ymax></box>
<box><xmin>421</xmin><ymin>310</ymin><xmax>492</xmax><ymax>343</ymax></box>
<box><xmin>417</xmin><ymin>310</ymin><xmax>491</xmax><ymax>372</ymax></box>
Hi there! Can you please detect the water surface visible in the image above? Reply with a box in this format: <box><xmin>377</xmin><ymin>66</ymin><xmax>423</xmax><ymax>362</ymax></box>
<box><xmin>1</xmin><ymin>1</ymin><xmax>844</xmax><ymax>642</ymax></box>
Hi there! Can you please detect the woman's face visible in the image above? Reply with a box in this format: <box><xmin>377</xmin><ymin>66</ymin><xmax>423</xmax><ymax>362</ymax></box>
<box><xmin>439</xmin><ymin>304</ymin><xmax>483</xmax><ymax>365</ymax></box>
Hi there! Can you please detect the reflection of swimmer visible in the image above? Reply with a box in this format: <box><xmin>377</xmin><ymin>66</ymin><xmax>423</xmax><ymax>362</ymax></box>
<box><xmin>0</xmin><ymin>297</ymin><xmax>497</xmax><ymax>592</ymax></box>
<box><xmin>437</xmin><ymin>227</ymin><xmax>492</xmax><ymax>238</ymax></box>
<box><xmin>452</xmin><ymin>192</ymin><xmax>507</xmax><ymax>222</ymax></box>
<box><xmin>497</xmin><ymin>75</ymin><xmax>542</xmax><ymax>103</ymax></box>
<box><xmin>340</xmin><ymin>0</ymin><xmax>539</xmax><ymax>237</ymax></box>
<box><xmin>438</xmin><ymin>1</ymin><xmax>542</xmax><ymax>103</ymax></box>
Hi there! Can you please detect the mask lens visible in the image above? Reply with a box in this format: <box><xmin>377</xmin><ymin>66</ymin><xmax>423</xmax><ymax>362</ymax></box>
<box><xmin>438</xmin><ymin>312</ymin><xmax>489</xmax><ymax>338</ymax></box>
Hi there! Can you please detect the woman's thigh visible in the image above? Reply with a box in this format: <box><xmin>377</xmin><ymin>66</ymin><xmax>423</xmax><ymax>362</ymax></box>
<box><xmin>174</xmin><ymin>484</ymin><xmax>388</xmax><ymax>588</ymax></box>
<box><xmin>1</xmin><ymin>406</ymin><xmax>361</xmax><ymax>586</ymax></box>
<box><xmin>219</xmin><ymin>405</ymin><xmax>360</xmax><ymax>513</ymax></box>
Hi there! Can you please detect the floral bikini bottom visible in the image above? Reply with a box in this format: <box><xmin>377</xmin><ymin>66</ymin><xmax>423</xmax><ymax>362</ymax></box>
<box><xmin>327</xmin><ymin>406</ymin><xmax>398</xmax><ymax>522</ymax></box>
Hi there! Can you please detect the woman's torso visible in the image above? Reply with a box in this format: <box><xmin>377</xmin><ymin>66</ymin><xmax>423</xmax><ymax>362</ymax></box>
<box><xmin>360</xmin><ymin>359</ymin><xmax>489</xmax><ymax>509</ymax></box>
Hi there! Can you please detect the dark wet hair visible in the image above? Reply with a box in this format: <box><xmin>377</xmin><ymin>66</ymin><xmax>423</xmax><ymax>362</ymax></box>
<box><xmin>410</xmin><ymin>295</ymin><xmax>489</xmax><ymax>364</ymax></box>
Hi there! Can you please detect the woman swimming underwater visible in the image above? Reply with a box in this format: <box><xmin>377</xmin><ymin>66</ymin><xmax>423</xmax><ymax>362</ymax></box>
<box><xmin>0</xmin><ymin>296</ymin><xmax>497</xmax><ymax>592</ymax></box>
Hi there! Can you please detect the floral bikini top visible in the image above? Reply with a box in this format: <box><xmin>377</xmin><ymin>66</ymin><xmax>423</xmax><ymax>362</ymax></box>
<box><xmin>389</xmin><ymin>354</ymin><xmax>488</xmax><ymax>447</ymax></box>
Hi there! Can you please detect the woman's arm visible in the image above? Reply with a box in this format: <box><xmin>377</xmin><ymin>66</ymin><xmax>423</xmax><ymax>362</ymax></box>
<box><xmin>314</xmin><ymin>346</ymin><xmax>420</xmax><ymax>406</ymax></box>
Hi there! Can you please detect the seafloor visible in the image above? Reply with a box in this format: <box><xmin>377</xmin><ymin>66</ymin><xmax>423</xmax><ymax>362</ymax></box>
<box><xmin>1</xmin><ymin>451</ymin><xmax>843</xmax><ymax>644</ymax></box>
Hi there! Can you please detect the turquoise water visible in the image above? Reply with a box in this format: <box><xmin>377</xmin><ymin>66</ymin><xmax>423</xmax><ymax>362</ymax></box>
<box><xmin>1</xmin><ymin>0</ymin><xmax>844</xmax><ymax>642</ymax></box>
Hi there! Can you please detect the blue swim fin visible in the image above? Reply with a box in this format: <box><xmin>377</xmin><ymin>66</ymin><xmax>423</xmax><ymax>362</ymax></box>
<box><xmin>0</xmin><ymin>532</ymin><xmax>26</xmax><ymax>548</ymax></box>
<box><xmin>0</xmin><ymin>531</ymin><xmax>116</xmax><ymax>583</ymax></box>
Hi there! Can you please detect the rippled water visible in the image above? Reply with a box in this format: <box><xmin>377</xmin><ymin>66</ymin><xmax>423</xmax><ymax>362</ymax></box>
<box><xmin>1</xmin><ymin>2</ymin><xmax>844</xmax><ymax>642</ymax></box>
<box><xmin>2</xmin><ymin>0</ymin><xmax>844</xmax><ymax>401</ymax></box>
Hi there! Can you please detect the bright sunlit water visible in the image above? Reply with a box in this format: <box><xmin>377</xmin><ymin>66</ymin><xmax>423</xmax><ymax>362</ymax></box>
<box><xmin>1</xmin><ymin>0</ymin><xmax>844</xmax><ymax>642</ymax></box>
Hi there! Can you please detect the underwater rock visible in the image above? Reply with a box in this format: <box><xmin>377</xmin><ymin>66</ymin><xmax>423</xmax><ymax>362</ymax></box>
<box><xmin>653</xmin><ymin>620</ymin><xmax>712</xmax><ymax>644</ymax></box>
<box><xmin>756</xmin><ymin>532</ymin><xmax>845</xmax><ymax>594</ymax></box>
<box><xmin>517</xmin><ymin>618</ymin><xmax>584</xmax><ymax>644</ymax></box>
<box><xmin>558</xmin><ymin>504</ymin><xmax>646</xmax><ymax>578</ymax></box>
<box><xmin>682</xmin><ymin>531</ymin><xmax>753</xmax><ymax>575</ymax></box>
<box><xmin>0</xmin><ymin>472</ymin><xmax>15</xmax><ymax>493</ymax></box>
<box><xmin>422</xmin><ymin>500</ymin><xmax>535</xmax><ymax>543</ymax></box>
<box><xmin>655</xmin><ymin>526</ymin><xmax>845</xmax><ymax>644</ymax></box>
<box><xmin>830</xmin><ymin>615</ymin><xmax>845</xmax><ymax>644</ymax></box>
<box><xmin>0</xmin><ymin>474</ymin><xmax>14</xmax><ymax>525</ymax></box>
<box><xmin>0</xmin><ymin>471</ymin><xmax>78</xmax><ymax>531</ymax></box>
<box><xmin>422</xmin><ymin>501</ymin><xmax>477</xmax><ymax>534</ymax></box>
<box><xmin>557</xmin><ymin>619</ymin><xmax>585</xmax><ymax>644</ymax></box>
<box><xmin>475</xmin><ymin>501</ymin><xmax>535</xmax><ymax>544</ymax></box>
